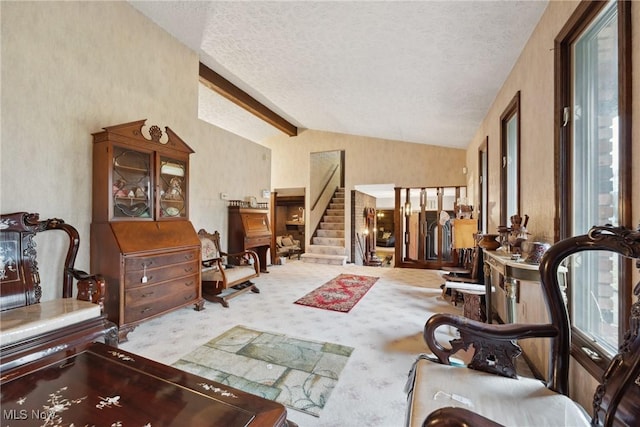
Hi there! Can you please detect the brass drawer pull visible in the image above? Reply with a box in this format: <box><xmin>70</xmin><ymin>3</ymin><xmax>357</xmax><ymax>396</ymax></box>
<box><xmin>184</xmin><ymin>281</ymin><xmax>194</xmax><ymax>287</ymax></box>
<box><xmin>141</xmin><ymin>291</ymin><xmax>154</xmax><ymax>298</ymax></box>
<box><xmin>141</xmin><ymin>307</ymin><xmax>153</xmax><ymax>314</ymax></box>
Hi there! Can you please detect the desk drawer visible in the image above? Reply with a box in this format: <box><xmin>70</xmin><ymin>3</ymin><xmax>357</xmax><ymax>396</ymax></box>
<box><xmin>124</xmin><ymin>260</ymin><xmax>199</xmax><ymax>288</ymax></box>
<box><xmin>124</xmin><ymin>249</ymin><xmax>199</xmax><ymax>271</ymax></box>
<box><xmin>124</xmin><ymin>276</ymin><xmax>198</xmax><ymax>323</ymax></box>
<box><xmin>244</xmin><ymin>236</ymin><xmax>270</xmax><ymax>247</ymax></box>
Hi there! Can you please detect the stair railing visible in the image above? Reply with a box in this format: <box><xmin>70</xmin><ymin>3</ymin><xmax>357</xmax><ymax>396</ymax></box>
<box><xmin>311</xmin><ymin>164</ymin><xmax>339</xmax><ymax>211</ymax></box>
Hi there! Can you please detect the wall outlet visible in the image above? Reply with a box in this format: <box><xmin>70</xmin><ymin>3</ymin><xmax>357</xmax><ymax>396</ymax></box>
<box><xmin>220</xmin><ymin>192</ymin><xmax>229</xmax><ymax>200</ymax></box>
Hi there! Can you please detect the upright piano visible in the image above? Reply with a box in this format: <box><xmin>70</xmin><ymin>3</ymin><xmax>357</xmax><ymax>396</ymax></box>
<box><xmin>228</xmin><ymin>206</ymin><xmax>271</xmax><ymax>273</ymax></box>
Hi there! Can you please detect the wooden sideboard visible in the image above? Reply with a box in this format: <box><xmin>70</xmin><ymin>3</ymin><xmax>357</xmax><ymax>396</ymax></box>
<box><xmin>482</xmin><ymin>250</ymin><xmax>542</xmax><ymax>324</ymax></box>
<box><xmin>483</xmin><ymin>249</ymin><xmax>567</xmax><ymax>379</ymax></box>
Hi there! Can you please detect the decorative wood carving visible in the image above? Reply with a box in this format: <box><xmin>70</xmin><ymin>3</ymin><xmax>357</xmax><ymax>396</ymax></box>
<box><xmin>422</xmin><ymin>224</ymin><xmax>640</xmax><ymax>426</ymax></box>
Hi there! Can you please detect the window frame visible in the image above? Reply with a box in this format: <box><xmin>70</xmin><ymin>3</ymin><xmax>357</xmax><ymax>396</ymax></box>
<box><xmin>554</xmin><ymin>0</ymin><xmax>632</xmax><ymax>378</ymax></box>
<box><xmin>500</xmin><ymin>91</ymin><xmax>521</xmax><ymax>226</ymax></box>
<box><xmin>478</xmin><ymin>136</ymin><xmax>489</xmax><ymax>234</ymax></box>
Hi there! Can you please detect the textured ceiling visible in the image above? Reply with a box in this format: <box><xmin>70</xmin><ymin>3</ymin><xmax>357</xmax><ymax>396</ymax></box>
<box><xmin>129</xmin><ymin>1</ymin><xmax>548</xmax><ymax>149</ymax></box>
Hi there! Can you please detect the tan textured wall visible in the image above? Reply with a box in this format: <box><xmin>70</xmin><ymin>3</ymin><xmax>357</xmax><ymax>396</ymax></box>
<box><xmin>569</xmin><ymin>359</ymin><xmax>601</xmax><ymax>415</ymax></box>
<box><xmin>465</xmin><ymin>0</ymin><xmax>640</xmax><ymax>410</ymax></box>
<box><xmin>466</xmin><ymin>1</ymin><xmax>582</xmax><ymax>240</ymax></box>
<box><xmin>468</xmin><ymin>0</ymin><xmax>639</xmax><ymax>237</ymax></box>
<box><xmin>0</xmin><ymin>1</ymin><xmax>270</xmax><ymax>299</ymax></box>
<box><xmin>267</xmin><ymin>129</ymin><xmax>466</xmax><ymax>257</ymax></box>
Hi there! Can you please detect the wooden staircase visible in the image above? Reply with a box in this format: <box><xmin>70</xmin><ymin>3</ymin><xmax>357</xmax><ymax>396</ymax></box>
<box><xmin>301</xmin><ymin>188</ymin><xmax>348</xmax><ymax>265</ymax></box>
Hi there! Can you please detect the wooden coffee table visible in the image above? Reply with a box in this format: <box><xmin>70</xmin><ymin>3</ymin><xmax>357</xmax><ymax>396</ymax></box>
<box><xmin>287</xmin><ymin>248</ymin><xmax>302</xmax><ymax>259</ymax></box>
<box><xmin>0</xmin><ymin>342</ymin><xmax>289</xmax><ymax>426</ymax></box>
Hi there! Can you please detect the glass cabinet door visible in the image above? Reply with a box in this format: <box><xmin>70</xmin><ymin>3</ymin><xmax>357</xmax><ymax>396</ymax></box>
<box><xmin>158</xmin><ymin>157</ymin><xmax>187</xmax><ymax>218</ymax></box>
<box><xmin>112</xmin><ymin>147</ymin><xmax>152</xmax><ymax>219</ymax></box>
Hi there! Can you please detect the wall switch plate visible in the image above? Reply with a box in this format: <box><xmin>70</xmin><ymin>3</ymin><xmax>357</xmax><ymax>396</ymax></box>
<box><xmin>220</xmin><ymin>192</ymin><xmax>229</xmax><ymax>200</ymax></box>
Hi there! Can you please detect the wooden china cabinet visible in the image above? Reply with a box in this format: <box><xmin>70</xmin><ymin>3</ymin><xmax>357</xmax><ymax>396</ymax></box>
<box><xmin>90</xmin><ymin>120</ymin><xmax>204</xmax><ymax>342</ymax></box>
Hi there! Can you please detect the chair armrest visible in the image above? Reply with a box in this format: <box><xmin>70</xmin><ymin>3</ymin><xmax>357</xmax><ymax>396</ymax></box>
<box><xmin>441</xmin><ymin>275</ymin><xmax>480</xmax><ymax>284</ymax></box>
<box><xmin>66</xmin><ymin>268</ymin><xmax>106</xmax><ymax>309</ymax></box>
<box><xmin>221</xmin><ymin>250</ymin><xmax>260</xmax><ymax>273</ymax></box>
<box><xmin>424</xmin><ymin>313</ymin><xmax>558</xmax><ymax>378</ymax></box>
<box><xmin>202</xmin><ymin>257</ymin><xmax>224</xmax><ymax>269</ymax></box>
<box><xmin>423</xmin><ymin>407</ymin><xmax>504</xmax><ymax>427</ymax></box>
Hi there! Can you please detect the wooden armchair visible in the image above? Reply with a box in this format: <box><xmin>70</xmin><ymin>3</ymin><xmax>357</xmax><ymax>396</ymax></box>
<box><xmin>198</xmin><ymin>229</ymin><xmax>260</xmax><ymax>307</ymax></box>
<box><xmin>406</xmin><ymin>224</ymin><xmax>640</xmax><ymax>426</ymax></box>
<box><xmin>0</xmin><ymin>212</ymin><xmax>118</xmax><ymax>376</ymax></box>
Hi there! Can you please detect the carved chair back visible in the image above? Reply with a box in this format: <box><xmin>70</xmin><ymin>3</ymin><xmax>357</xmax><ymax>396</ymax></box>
<box><xmin>466</xmin><ymin>245</ymin><xmax>483</xmax><ymax>281</ymax></box>
<box><xmin>1</xmin><ymin>212</ymin><xmax>80</xmax><ymax>311</ymax></box>
<box><xmin>538</xmin><ymin>225</ymin><xmax>640</xmax><ymax>425</ymax></box>
<box><xmin>442</xmin><ymin>245</ymin><xmax>484</xmax><ymax>284</ymax></box>
<box><xmin>198</xmin><ymin>229</ymin><xmax>224</xmax><ymax>265</ymax></box>
<box><xmin>423</xmin><ymin>225</ymin><xmax>639</xmax><ymax>426</ymax></box>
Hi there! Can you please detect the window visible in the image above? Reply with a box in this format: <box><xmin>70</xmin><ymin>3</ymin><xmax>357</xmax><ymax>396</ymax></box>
<box><xmin>500</xmin><ymin>92</ymin><xmax>520</xmax><ymax>226</ymax></box>
<box><xmin>478</xmin><ymin>137</ymin><xmax>488</xmax><ymax>233</ymax></box>
<box><xmin>556</xmin><ymin>0</ymin><xmax>631</xmax><ymax>377</ymax></box>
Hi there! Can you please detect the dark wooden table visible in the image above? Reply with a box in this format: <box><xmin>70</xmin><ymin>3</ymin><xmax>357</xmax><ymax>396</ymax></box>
<box><xmin>0</xmin><ymin>342</ymin><xmax>288</xmax><ymax>426</ymax></box>
<box><xmin>287</xmin><ymin>248</ymin><xmax>302</xmax><ymax>260</ymax></box>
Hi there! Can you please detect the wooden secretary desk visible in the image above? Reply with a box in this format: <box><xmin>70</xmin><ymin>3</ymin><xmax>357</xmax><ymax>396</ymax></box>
<box><xmin>228</xmin><ymin>204</ymin><xmax>271</xmax><ymax>273</ymax></box>
<box><xmin>91</xmin><ymin>120</ymin><xmax>204</xmax><ymax>342</ymax></box>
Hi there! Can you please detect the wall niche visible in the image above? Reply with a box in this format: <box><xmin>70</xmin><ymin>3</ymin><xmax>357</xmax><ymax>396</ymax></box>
<box><xmin>273</xmin><ymin>188</ymin><xmax>305</xmax><ymax>252</ymax></box>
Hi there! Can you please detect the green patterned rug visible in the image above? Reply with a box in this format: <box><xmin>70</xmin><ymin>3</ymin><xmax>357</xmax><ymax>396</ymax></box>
<box><xmin>172</xmin><ymin>325</ymin><xmax>354</xmax><ymax>417</ymax></box>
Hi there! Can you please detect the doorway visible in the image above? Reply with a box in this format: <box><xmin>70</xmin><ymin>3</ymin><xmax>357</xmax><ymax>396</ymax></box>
<box><xmin>309</xmin><ymin>150</ymin><xmax>344</xmax><ymax>236</ymax></box>
<box><xmin>394</xmin><ymin>186</ymin><xmax>467</xmax><ymax>269</ymax></box>
<box><xmin>271</xmin><ymin>188</ymin><xmax>305</xmax><ymax>264</ymax></box>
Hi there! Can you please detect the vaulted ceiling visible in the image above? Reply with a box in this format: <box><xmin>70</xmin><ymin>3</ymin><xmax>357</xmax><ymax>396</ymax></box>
<box><xmin>129</xmin><ymin>1</ymin><xmax>548</xmax><ymax>149</ymax></box>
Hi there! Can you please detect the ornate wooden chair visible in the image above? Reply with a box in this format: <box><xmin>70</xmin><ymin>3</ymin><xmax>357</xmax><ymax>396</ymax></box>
<box><xmin>198</xmin><ymin>229</ymin><xmax>260</xmax><ymax>307</ymax></box>
<box><xmin>441</xmin><ymin>244</ymin><xmax>483</xmax><ymax>284</ymax></box>
<box><xmin>0</xmin><ymin>212</ymin><xmax>118</xmax><ymax>376</ymax></box>
<box><xmin>440</xmin><ymin>245</ymin><xmax>488</xmax><ymax>320</ymax></box>
<box><xmin>406</xmin><ymin>224</ymin><xmax>640</xmax><ymax>426</ymax></box>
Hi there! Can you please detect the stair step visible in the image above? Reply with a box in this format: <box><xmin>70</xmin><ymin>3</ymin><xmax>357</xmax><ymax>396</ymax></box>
<box><xmin>300</xmin><ymin>253</ymin><xmax>348</xmax><ymax>266</ymax></box>
<box><xmin>317</xmin><ymin>229</ymin><xmax>345</xmax><ymax>238</ymax></box>
<box><xmin>306</xmin><ymin>244</ymin><xmax>346</xmax><ymax>256</ymax></box>
<box><xmin>323</xmin><ymin>215</ymin><xmax>344</xmax><ymax>223</ymax></box>
<box><xmin>313</xmin><ymin>237</ymin><xmax>345</xmax><ymax>246</ymax></box>
<box><xmin>320</xmin><ymin>222</ymin><xmax>344</xmax><ymax>230</ymax></box>
<box><xmin>306</xmin><ymin>187</ymin><xmax>347</xmax><ymax>264</ymax></box>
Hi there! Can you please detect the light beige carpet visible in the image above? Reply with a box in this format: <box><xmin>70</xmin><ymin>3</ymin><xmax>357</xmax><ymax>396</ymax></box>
<box><xmin>121</xmin><ymin>261</ymin><xmax>463</xmax><ymax>427</ymax></box>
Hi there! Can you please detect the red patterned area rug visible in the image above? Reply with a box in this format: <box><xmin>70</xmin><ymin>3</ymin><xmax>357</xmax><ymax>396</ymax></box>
<box><xmin>294</xmin><ymin>274</ymin><xmax>379</xmax><ymax>312</ymax></box>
